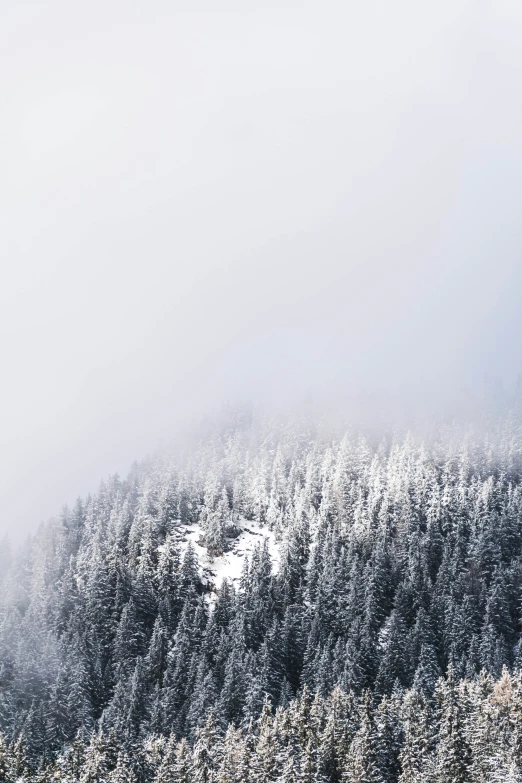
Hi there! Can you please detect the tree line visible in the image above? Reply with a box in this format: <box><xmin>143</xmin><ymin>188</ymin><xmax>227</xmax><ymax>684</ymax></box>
<box><xmin>1</xmin><ymin>666</ymin><xmax>522</xmax><ymax>782</ymax></box>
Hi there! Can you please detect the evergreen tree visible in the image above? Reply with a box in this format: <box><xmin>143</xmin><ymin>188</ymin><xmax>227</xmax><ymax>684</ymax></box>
<box><xmin>343</xmin><ymin>692</ymin><xmax>384</xmax><ymax>783</ymax></box>
<box><xmin>434</xmin><ymin>667</ymin><xmax>471</xmax><ymax>783</ymax></box>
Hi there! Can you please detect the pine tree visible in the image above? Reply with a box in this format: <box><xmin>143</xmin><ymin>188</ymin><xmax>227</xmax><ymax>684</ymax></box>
<box><xmin>173</xmin><ymin>738</ymin><xmax>193</xmax><ymax>783</ymax></box>
<box><xmin>252</xmin><ymin>697</ymin><xmax>279</xmax><ymax>783</ymax></box>
<box><xmin>80</xmin><ymin>734</ymin><xmax>109</xmax><ymax>783</ymax></box>
<box><xmin>434</xmin><ymin>667</ymin><xmax>471</xmax><ymax>783</ymax></box>
<box><xmin>343</xmin><ymin>692</ymin><xmax>384</xmax><ymax>783</ymax></box>
<box><xmin>7</xmin><ymin>736</ymin><xmax>30</xmax><ymax>782</ymax></box>
<box><xmin>0</xmin><ymin>734</ymin><xmax>12</xmax><ymax>783</ymax></box>
<box><xmin>192</xmin><ymin>710</ymin><xmax>221</xmax><ymax>783</ymax></box>
<box><xmin>398</xmin><ymin>688</ymin><xmax>432</xmax><ymax>783</ymax></box>
<box><xmin>57</xmin><ymin>732</ymin><xmax>87</xmax><ymax>781</ymax></box>
<box><xmin>216</xmin><ymin>725</ymin><xmax>242</xmax><ymax>783</ymax></box>
<box><xmin>109</xmin><ymin>752</ymin><xmax>137</xmax><ymax>783</ymax></box>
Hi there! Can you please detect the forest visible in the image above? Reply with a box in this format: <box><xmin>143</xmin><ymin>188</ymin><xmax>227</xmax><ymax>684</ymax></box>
<box><xmin>2</xmin><ymin>410</ymin><xmax>522</xmax><ymax>781</ymax></box>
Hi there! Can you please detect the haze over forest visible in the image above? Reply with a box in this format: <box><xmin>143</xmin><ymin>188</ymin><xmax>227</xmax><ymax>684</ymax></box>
<box><xmin>2</xmin><ymin>0</ymin><xmax>522</xmax><ymax>540</ymax></box>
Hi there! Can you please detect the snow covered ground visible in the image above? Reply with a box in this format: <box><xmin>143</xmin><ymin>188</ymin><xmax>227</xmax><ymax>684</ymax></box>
<box><xmin>173</xmin><ymin>519</ymin><xmax>281</xmax><ymax>594</ymax></box>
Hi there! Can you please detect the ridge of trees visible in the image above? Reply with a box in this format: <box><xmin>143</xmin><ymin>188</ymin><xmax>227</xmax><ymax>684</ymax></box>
<box><xmin>2</xmin><ymin>412</ymin><xmax>522</xmax><ymax>778</ymax></box>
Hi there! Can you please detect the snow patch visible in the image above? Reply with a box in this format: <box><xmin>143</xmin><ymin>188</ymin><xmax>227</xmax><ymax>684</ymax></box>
<box><xmin>172</xmin><ymin>519</ymin><xmax>280</xmax><ymax>594</ymax></box>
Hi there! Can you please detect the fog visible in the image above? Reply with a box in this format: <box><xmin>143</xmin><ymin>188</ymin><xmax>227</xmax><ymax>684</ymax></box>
<box><xmin>1</xmin><ymin>0</ymin><xmax>522</xmax><ymax>539</ymax></box>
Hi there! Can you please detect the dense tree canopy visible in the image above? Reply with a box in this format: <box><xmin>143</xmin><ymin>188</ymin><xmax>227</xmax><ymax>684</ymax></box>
<box><xmin>2</xmin><ymin>411</ymin><xmax>522</xmax><ymax>780</ymax></box>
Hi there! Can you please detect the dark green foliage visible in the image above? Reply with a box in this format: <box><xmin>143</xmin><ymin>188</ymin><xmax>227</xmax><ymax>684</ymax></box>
<box><xmin>2</xmin><ymin>414</ymin><xmax>522</xmax><ymax>775</ymax></box>
<box><xmin>1</xmin><ymin>668</ymin><xmax>522</xmax><ymax>782</ymax></box>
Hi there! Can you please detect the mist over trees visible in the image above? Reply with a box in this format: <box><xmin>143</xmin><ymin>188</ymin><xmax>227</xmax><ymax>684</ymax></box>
<box><xmin>2</xmin><ymin>408</ymin><xmax>522</xmax><ymax>781</ymax></box>
<box><xmin>3</xmin><ymin>1</ymin><xmax>522</xmax><ymax>779</ymax></box>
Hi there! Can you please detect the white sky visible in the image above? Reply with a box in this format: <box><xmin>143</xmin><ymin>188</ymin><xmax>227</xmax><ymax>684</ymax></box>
<box><xmin>1</xmin><ymin>0</ymin><xmax>522</xmax><ymax>538</ymax></box>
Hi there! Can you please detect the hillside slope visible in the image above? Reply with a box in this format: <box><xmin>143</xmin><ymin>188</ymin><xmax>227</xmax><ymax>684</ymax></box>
<box><xmin>2</xmin><ymin>413</ymin><xmax>522</xmax><ymax>779</ymax></box>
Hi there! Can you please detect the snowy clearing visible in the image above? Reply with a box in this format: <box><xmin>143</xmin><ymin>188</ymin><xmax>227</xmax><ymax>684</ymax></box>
<box><xmin>172</xmin><ymin>519</ymin><xmax>281</xmax><ymax>593</ymax></box>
